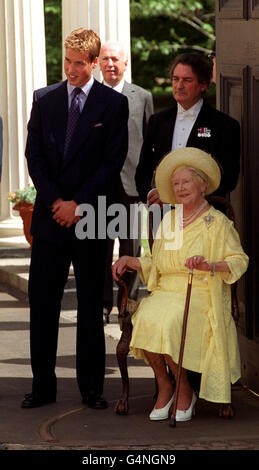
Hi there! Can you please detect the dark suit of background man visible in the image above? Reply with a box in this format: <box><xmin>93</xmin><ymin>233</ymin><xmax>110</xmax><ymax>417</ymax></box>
<box><xmin>135</xmin><ymin>52</ymin><xmax>240</xmax><ymax>206</ymax></box>
<box><xmin>22</xmin><ymin>29</ymin><xmax>129</xmax><ymax>409</ymax></box>
<box><xmin>99</xmin><ymin>41</ymin><xmax>153</xmax><ymax>319</ymax></box>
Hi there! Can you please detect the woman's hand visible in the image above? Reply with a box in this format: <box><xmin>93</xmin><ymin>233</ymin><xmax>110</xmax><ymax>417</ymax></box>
<box><xmin>185</xmin><ymin>255</ymin><xmax>209</xmax><ymax>272</ymax></box>
<box><xmin>112</xmin><ymin>256</ymin><xmax>141</xmax><ymax>281</ymax></box>
<box><xmin>185</xmin><ymin>256</ymin><xmax>230</xmax><ymax>274</ymax></box>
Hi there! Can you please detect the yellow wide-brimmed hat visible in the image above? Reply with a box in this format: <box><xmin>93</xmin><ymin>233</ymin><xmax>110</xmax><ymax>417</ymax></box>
<box><xmin>155</xmin><ymin>147</ymin><xmax>221</xmax><ymax>205</ymax></box>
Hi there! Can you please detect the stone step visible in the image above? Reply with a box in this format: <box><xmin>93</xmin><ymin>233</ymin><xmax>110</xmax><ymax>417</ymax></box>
<box><xmin>0</xmin><ymin>247</ymin><xmax>31</xmax><ymax>259</ymax></box>
<box><xmin>0</xmin><ymin>253</ymin><xmax>148</xmax><ymax>310</ymax></box>
<box><xmin>62</xmin><ymin>276</ymin><xmax>148</xmax><ymax>310</ymax></box>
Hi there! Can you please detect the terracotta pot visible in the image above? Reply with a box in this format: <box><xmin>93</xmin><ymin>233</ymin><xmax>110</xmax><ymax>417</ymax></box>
<box><xmin>13</xmin><ymin>202</ymin><xmax>34</xmax><ymax>248</ymax></box>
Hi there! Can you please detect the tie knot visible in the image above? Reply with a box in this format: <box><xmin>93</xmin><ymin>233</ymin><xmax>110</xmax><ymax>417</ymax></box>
<box><xmin>72</xmin><ymin>87</ymin><xmax>82</xmax><ymax>98</ymax></box>
<box><xmin>178</xmin><ymin>109</ymin><xmax>195</xmax><ymax>121</ymax></box>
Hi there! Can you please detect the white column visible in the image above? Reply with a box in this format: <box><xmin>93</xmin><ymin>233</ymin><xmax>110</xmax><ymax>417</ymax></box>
<box><xmin>0</xmin><ymin>0</ymin><xmax>47</xmax><ymax>219</ymax></box>
<box><xmin>62</xmin><ymin>0</ymin><xmax>131</xmax><ymax>81</ymax></box>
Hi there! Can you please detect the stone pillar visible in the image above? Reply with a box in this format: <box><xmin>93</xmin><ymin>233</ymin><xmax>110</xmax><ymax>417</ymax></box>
<box><xmin>62</xmin><ymin>0</ymin><xmax>131</xmax><ymax>81</ymax></box>
<box><xmin>0</xmin><ymin>0</ymin><xmax>47</xmax><ymax>219</ymax></box>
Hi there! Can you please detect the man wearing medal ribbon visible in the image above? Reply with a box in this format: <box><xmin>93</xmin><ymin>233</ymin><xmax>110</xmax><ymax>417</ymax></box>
<box><xmin>135</xmin><ymin>52</ymin><xmax>240</xmax><ymax>206</ymax></box>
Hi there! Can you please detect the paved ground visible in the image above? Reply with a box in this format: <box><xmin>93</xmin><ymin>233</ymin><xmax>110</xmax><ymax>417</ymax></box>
<box><xmin>0</xmin><ymin>219</ymin><xmax>258</xmax><ymax>464</ymax></box>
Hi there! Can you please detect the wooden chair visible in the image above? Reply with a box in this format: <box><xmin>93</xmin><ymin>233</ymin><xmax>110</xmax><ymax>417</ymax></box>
<box><xmin>114</xmin><ymin>196</ymin><xmax>238</xmax><ymax>418</ymax></box>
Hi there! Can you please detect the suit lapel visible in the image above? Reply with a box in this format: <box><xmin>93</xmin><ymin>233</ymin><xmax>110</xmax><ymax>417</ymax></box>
<box><xmin>122</xmin><ymin>82</ymin><xmax>135</xmax><ymax>102</ymax></box>
<box><xmin>50</xmin><ymin>81</ymin><xmax>68</xmax><ymax>155</ymax></box>
<box><xmin>187</xmin><ymin>101</ymin><xmax>211</xmax><ymax>146</ymax></box>
<box><xmin>62</xmin><ymin>80</ymin><xmax>103</xmax><ymax>168</ymax></box>
<box><xmin>161</xmin><ymin>107</ymin><xmax>177</xmax><ymax>155</ymax></box>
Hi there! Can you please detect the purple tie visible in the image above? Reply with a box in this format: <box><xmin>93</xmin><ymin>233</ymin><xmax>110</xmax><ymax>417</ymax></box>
<box><xmin>64</xmin><ymin>87</ymin><xmax>82</xmax><ymax>157</ymax></box>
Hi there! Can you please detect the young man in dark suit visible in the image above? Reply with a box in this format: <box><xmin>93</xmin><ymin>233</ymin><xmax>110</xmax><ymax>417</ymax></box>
<box><xmin>22</xmin><ymin>29</ymin><xmax>129</xmax><ymax>409</ymax></box>
<box><xmin>135</xmin><ymin>52</ymin><xmax>240</xmax><ymax>205</ymax></box>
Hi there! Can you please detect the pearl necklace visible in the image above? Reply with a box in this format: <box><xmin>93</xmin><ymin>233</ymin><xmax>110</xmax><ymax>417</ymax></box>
<box><xmin>182</xmin><ymin>200</ymin><xmax>209</xmax><ymax>226</ymax></box>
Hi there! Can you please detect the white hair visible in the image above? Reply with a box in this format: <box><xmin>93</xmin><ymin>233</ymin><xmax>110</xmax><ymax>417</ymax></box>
<box><xmin>172</xmin><ymin>165</ymin><xmax>208</xmax><ymax>192</ymax></box>
<box><xmin>100</xmin><ymin>40</ymin><xmax>128</xmax><ymax>60</ymax></box>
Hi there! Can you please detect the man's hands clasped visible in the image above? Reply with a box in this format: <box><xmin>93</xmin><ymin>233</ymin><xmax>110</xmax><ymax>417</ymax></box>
<box><xmin>52</xmin><ymin>198</ymin><xmax>80</xmax><ymax>228</ymax></box>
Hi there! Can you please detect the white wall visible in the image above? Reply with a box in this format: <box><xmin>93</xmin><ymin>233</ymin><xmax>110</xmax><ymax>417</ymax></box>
<box><xmin>0</xmin><ymin>0</ymin><xmax>47</xmax><ymax>219</ymax></box>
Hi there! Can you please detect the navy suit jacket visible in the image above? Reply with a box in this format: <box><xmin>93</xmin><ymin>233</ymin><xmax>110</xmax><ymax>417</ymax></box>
<box><xmin>25</xmin><ymin>79</ymin><xmax>129</xmax><ymax>242</ymax></box>
<box><xmin>135</xmin><ymin>101</ymin><xmax>240</xmax><ymax>202</ymax></box>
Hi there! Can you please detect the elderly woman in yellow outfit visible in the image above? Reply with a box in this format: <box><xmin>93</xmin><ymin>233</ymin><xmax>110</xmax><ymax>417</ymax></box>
<box><xmin>112</xmin><ymin>147</ymin><xmax>248</xmax><ymax>423</ymax></box>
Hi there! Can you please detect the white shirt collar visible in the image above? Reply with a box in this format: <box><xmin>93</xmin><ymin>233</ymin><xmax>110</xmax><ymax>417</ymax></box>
<box><xmin>103</xmin><ymin>79</ymin><xmax>125</xmax><ymax>93</ymax></box>
<box><xmin>67</xmin><ymin>75</ymin><xmax>95</xmax><ymax>97</ymax></box>
<box><xmin>177</xmin><ymin>98</ymin><xmax>203</xmax><ymax>120</ymax></box>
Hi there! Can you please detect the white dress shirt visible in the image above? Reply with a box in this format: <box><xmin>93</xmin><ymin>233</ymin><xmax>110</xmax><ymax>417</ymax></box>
<box><xmin>147</xmin><ymin>98</ymin><xmax>203</xmax><ymax>204</ymax></box>
<box><xmin>103</xmin><ymin>79</ymin><xmax>125</xmax><ymax>93</ymax></box>
<box><xmin>172</xmin><ymin>98</ymin><xmax>203</xmax><ymax>150</ymax></box>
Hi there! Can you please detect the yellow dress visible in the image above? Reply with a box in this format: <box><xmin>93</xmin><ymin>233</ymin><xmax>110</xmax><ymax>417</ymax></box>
<box><xmin>130</xmin><ymin>207</ymin><xmax>249</xmax><ymax>403</ymax></box>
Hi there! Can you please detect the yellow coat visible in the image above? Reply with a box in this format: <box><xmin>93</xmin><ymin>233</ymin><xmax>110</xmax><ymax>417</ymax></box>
<box><xmin>130</xmin><ymin>207</ymin><xmax>249</xmax><ymax>403</ymax></box>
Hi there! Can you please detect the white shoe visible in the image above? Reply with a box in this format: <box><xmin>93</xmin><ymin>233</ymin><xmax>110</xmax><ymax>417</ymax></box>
<box><xmin>149</xmin><ymin>394</ymin><xmax>174</xmax><ymax>421</ymax></box>
<box><xmin>175</xmin><ymin>392</ymin><xmax>197</xmax><ymax>422</ymax></box>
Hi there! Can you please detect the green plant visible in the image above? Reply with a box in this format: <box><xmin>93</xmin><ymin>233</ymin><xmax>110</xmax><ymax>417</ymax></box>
<box><xmin>8</xmin><ymin>185</ymin><xmax>36</xmax><ymax>205</ymax></box>
<box><xmin>44</xmin><ymin>0</ymin><xmax>62</xmax><ymax>85</ymax></box>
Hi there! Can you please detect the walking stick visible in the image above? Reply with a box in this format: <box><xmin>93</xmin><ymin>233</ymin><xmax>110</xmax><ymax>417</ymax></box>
<box><xmin>169</xmin><ymin>269</ymin><xmax>193</xmax><ymax>427</ymax></box>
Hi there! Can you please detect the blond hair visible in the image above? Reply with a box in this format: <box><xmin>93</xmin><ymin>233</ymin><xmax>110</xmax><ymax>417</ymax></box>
<box><xmin>64</xmin><ymin>28</ymin><xmax>101</xmax><ymax>62</ymax></box>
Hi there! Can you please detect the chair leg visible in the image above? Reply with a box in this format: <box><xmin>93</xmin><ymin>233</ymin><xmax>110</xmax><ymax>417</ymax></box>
<box><xmin>153</xmin><ymin>378</ymin><xmax>158</xmax><ymax>401</ymax></box>
<box><xmin>103</xmin><ymin>307</ymin><xmax>111</xmax><ymax>324</ymax></box>
<box><xmin>114</xmin><ymin>314</ymin><xmax>132</xmax><ymax>415</ymax></box>
<box><xmin>219</xmin><ymin>403</ymin><xmax>235</xmax><ymax>418</ymax></box>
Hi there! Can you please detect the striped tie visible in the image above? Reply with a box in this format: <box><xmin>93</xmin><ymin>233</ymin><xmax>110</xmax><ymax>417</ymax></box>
<box><xmin>64</xmin><ymin>87</ymin><xmax>82</xmax><ymax>158</ymax></box>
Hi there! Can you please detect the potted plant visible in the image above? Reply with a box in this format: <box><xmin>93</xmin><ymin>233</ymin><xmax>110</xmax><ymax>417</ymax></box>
<box><xmin>8</xmin><ymin>184</ymin><xmax>36</xmax><ymax>248</ymax></box>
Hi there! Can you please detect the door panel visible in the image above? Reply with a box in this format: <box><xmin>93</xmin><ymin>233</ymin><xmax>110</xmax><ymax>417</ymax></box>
<box><xmin>216</xmin><ymin>0</ymin><xmax>259</xmax><ymax>392</ymax></box>
<box><xmin>251</xmin><ymin>0</ymin><xmax>259</xmax><ymax>18</ymax></box>
<box><xmin>218</xmin><ymin>0</ymin><xmax>247</xmax><ymax>19</ymax></box>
